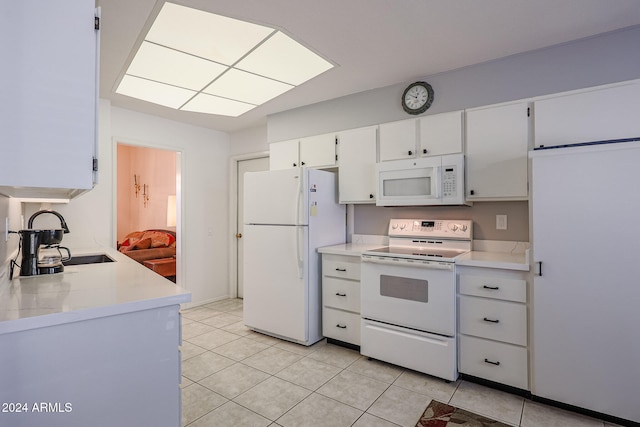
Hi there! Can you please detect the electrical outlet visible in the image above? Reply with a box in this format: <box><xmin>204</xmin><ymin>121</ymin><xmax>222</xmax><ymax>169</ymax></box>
<box><xmin>496</xmin><ymin>214</ymin><xmax>507</xmax><ymax>230</ymax></box>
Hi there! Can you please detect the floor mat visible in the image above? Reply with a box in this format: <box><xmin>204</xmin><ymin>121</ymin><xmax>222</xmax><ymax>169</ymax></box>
<box><xmin>416</xmin><ymin>400</ymin><xmax>511</xmax><ymax>427</ymax></box>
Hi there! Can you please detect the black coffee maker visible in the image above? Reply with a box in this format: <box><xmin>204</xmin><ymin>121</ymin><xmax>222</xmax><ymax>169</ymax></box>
<box><xmin>19</xmin><ymin>210</ymin><xmax>71</xmax><ymax>276</ymax></box>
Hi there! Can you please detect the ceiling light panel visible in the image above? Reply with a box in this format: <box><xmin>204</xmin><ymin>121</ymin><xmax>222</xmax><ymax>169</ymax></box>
<box><xmin>117</xmin><ymin>2</ymin><xmax>334</xmax><ymax>116</ymax></box>
<box><xmin>204</xmin><ymin>69</ymin><xmax>294</xmax><ymax>105</ymax></box>
<box><xmin>146</xmin><ymin>2</ymin><xmax>274</xmax><ymax>65</ymax></box>
<box><xmin>182</xmin><ymin>93</ymin><xmax>256</xmax><ymax>117</ymax></box>
<box><xmin>126</xmin><ymin>42</ymin><xmax>227</xmax><ymax>90</ymax></box>
<box><xmin>116</xmin><ymin>75</ymin><xmax>195</xmax><ymax>109</ymax></box>
<box><xmin>235</xmin><ymin>31</ymin><xmax>334</xmax><ymax>85</ymax></box>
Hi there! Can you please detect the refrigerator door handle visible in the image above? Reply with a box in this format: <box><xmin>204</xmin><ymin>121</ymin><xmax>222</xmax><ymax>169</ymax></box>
<box><xmin>295</xmin><ymin>173</ymin><xmax>302</xmax><ymax>225</ymax></box>
<box><xmin>296</xmin><ymin>226</ymin><xmax>304</xmax><ymax>279</ymax></box>
<box><xmin>535</xmin><ymin>261</ymin><xmax>542</xmax><ymax>276</ymax></box>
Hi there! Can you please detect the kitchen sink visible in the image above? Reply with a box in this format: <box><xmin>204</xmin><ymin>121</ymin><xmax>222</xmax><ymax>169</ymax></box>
<box><xmin>63</xmin><ymin>254</ymin><xmax>116</xmax><ymax>266</ymax></box>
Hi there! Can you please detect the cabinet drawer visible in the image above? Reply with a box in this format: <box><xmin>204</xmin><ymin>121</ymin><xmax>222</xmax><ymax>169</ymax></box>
<box><xmin>322</xmin><ymin>254</ymin><xmax>361</xmax><ymax>281</ymax></box>
<box><xmin>322</xmin><ymin>277</ymin><xmax>360</xmax><ymax>312</ymax></box>
<box><xmin>459</xmin><ymin>334</ymin><xmax>528</xmax><ymax>390</ymax></box>
<box><xmin>459</xmin><ymin>274</ymin><xmax>526</xmax><ymax>303</ymax></box>
<box><xmin>459</xmin><ymin>295</ymin><xmax>527</xmax><ymax>346</ymax></box>
<box><xmin>323</xmin><ymin>308</ymin><xmax>360</xmax><ymax>345</ymax></box>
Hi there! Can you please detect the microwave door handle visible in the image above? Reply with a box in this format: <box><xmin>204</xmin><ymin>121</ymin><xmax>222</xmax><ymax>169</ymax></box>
<box><xmin>433</xmin><ymin>166</ymin><xmax>442</xmax><ymax>198</ymax></box>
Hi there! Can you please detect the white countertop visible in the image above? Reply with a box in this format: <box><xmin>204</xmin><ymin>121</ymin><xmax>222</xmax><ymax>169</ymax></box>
<box><xmin>318</xmin><ymin>243</ymin><xmax>529</xmax><ymax>271</ymax></box>
<box><xmin>455</xmin><ymin>251</ymin><xmax>530</xmax><ymax>271</ymax></box>
<box><xmin>0</xmin><ymin>246</ymin><xmax>191</xmax><ymax>334</ymax></box>
<box><xmin>317</xmin><ymin>243</ymin><xmax>386</xmax><ymax>256</ymax></box>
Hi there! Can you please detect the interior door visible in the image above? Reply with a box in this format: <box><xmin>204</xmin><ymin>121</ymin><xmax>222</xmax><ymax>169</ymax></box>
<box><xmin>236</xmin><ymin>157</ymin><xmax>269</xmax><ymax>298</ymax></box>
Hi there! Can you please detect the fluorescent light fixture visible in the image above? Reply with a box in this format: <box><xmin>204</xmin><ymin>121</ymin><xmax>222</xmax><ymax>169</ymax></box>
<box><xmin>182</xmin><ymin>93</ymin><xmax>256</xmax><ymax>116</ymax></box>
<box><xmin>204</xmin><ymin>69</ymin><xmax>294</xmax><ymax>105</ymax></box>
<box><xmin>236</xmin><ymin>32</ymin><xmax>334</xmax><ymax>86</ymax></box>
<box><xmin>116</xmin><ymin>2</ymin><xmax>333</xmax><ymax>117</ymax></box>
<box><xmin>127</xmin><ymin>42</ymin><xmax>227</xmax><ymax>90</ymax></box>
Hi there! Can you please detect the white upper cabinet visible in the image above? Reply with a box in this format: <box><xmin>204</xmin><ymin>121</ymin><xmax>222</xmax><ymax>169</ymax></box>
<box><xmin>379</xmin><ymin>119</ymin><xmax>417</xmax><ymax>161</ymax></box>
<box><xmin>418</xmin><ymin>110</ymin><xmax>463</xmax><ymax>156</ymax></box>
<box><xmin>269</xmin><ymin>134</ymin><xmax>336</xmax><ymax>170</ymax></box>
<box><xmin>0</xmin><ymin>0</ymin><xmax>99</xmax><ymax>199</ymax></box>
<box><xmin>534</xmin><ymin>82</ymin><xmax>640</xmax><ymax>148</ymax></box>
<box><xmin>465</xmin><ymin>101</ymin><xmax>530</xmax><ymax>200</ymax></box>
<box><xmin>337</xmin><ymin>126</ymin><xmax>378</xmax><ymax>204</ymax></box>
<box><xmin>269</xmin><ymin>140</ymin><xmax>299</xmax><ymax>170</ymax></box>
<box><xmin>299</xmin><ymin>133</ymin><xmax>336</xmax><ymax>168</ymax></box>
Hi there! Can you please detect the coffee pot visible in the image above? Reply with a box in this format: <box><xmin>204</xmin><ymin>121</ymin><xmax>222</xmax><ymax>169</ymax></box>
<box><xmin>18</xmin><ymin>210</ymin><xmax>71</xmax><ymax>276</ymax></box>
<box><xmin>37</xmin><ymin>245</ymin><xmax>72</xmax><ymax>275</ymax></box>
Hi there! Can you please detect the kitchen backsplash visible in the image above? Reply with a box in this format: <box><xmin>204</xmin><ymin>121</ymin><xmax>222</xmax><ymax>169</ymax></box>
<box><xmin>354</xmin><ymin>201</ymin><xmax>529</xmax><ymax>242</ymax></box>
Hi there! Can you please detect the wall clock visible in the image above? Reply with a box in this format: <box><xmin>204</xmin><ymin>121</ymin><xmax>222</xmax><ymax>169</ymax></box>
<box><xmin>401</xmin><ymin>81</ymin><xmax>434</xmax><ymax>115</ymax></box>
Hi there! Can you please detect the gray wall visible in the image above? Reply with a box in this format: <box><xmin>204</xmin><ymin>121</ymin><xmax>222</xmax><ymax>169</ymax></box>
<box><xmin>268</xmin><ymin>25</ymin><xmax>640</xmax><ymax>142</ymax></box>
<box><xmin>266</xmin><ymin>25</ymin><xmax>640</xmax><ymax>241</ymax></box>
<box><xmin>354</xmin><ymin>202</ymin><xmax>529</xmax><ymax>242</ymax></box>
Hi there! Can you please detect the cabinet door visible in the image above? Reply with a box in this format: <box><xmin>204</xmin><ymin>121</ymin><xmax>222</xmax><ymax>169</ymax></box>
<box><xmin>337</xmin><ymin>127</ymin><xmax>377</xmax><ymax>203</ymax></box>
<box><xmin>299</xmin><ymin>133</ymin><xmax>336</xmax><ymax>168</ymax></box>
<box><xmin>466</xmin><ymin>102</ymin><xmax>529</xmax><ymax>200</ymax></box>
<box><xmin>534</xmin><ymin>82</ymin><xmax>640</xmax><ymax>148</ymax></box>
<box><xmin>419</xmin><ymin>110</ymin><xmax>463</xmax><ymax>156</ymax></box>
<box><xmin>379</xmin><ymin>119</ymin><xmax>417</xmax><ymax>161</ymax></box>
<box><xmin>0</xmin><ymin>0</ymin><xmax>98</xmax><ymax>197</ymax></box>
<box><xmin>269</xmin><ymin>140</ymin><xmax>299</xmax><ymax>170</ymax></box>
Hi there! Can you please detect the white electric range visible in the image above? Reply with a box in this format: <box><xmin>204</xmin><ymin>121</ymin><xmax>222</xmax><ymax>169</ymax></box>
<box><xmin>360</xmin><ymin>218</ymin><xmax>472</xmax><ymax>381</ymax></box>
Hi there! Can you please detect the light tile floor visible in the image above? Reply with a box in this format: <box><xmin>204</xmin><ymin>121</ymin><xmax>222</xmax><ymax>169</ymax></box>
<box><xmin>180</xmin><ymin>299</ymin><xmax>620</xmax><ymax>427</ymax></box>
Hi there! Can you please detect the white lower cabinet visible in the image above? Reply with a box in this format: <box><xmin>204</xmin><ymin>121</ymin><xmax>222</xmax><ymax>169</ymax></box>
<box><xmin>457</xmin><ymin>266</ymin><xmax>529</xmax><ymax>390</ymax></box>
<box><xmin>321</xmin><ymin>253</ymin><xmax>361</xmax><ymax>345</ymax></box>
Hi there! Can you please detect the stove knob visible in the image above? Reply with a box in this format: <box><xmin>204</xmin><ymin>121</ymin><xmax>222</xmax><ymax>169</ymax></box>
<box><xmin>460</xmin><ymin>224</ymin><xmax>468</xmax><ymax>232</ymax></box>
<box><xmin>449</xmin><ymin>223</ymin><xmax>458</xmax><ymax>231</ymax></box>
<box><xmin>391</xmin><ymin>223</ymin><xmax>398</xmax><ymax>229</ymax></box>
<box><xmin>399</xmin><ymin>223</ymin><xmax>406</xmax><ymax>230</ymax></box>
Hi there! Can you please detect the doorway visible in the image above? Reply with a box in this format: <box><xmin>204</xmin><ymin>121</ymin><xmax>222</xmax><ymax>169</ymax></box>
<box><xmin>116</xmin><ymin>143</ymin><xmax>181</xmax><ymax>285</ymax></box>
<box><xmin>233</xmin><ymin>155</ymin><xmax>269</xmax><ymax>298</ymax></box>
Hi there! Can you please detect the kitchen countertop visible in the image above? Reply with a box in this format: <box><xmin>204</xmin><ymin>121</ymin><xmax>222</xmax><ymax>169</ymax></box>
<box><xmin>317</xmin><ymin>243</ymin><xmax>386</xmax><ymax>256</ymax></box>
<box><xmin>455</xmin><ymin>250</ymin><xmax>530</xmax><ymax>271</ymax></box>
<box><xmin>0</xmin><ymin>246</ymin><xmax>191</xmax><ymax>335</ymax></box>
<box><xmin>318</xmin><ymin>243</ymin><xmax>529</xmax><ymax>271</ymax></box>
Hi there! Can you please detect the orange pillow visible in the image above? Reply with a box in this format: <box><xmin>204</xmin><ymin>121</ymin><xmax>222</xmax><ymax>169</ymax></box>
<box><xmin>141</xmin><ymin>231</ymin><xmax>174</xmax><ymax>248</ymax></box>
<box><xmin>123</xmin><ymin>237</ymin><xmax>152</xmax><ymax>251</ymax></box>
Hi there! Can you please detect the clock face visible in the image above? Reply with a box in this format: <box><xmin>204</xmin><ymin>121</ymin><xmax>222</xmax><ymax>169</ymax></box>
<box><xmin>402</xmin><ymin>82</ymin><xmax>434</xmax><ymax>115</ymax></box>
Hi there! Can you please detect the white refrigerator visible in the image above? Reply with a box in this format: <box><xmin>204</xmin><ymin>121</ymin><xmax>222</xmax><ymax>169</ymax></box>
<box><xmin>531</xmin><ymin>139</ymin><xmax>640</xmax><ymax>424</ymax></box>
<box><xmin>243</xmin><ymin>168</ymin><xmax>345</xmax><ymax>345</ymax></box>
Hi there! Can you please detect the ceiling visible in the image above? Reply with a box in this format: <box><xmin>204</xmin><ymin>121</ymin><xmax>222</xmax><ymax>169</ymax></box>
<box><xmin>97</xmin><ymin>0</ymin><xmax>640</xmax><ymax>134</ymax></box>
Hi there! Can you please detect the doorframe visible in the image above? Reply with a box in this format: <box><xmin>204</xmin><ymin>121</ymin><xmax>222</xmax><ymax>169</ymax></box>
<box><xmin>228</xmin><ymin>151</ymin><xmax>269</xmax><ymax>298</ymax></box>
<box><xmin>112</xmin><ymin>136</ymin><xmax>184</xmax><ymax>288</ymax></box>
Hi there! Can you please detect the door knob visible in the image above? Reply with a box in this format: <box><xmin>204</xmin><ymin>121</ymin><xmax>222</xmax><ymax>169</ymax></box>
<box><xmin>235</xmin><ymin>233</ymin><xmax>242</xmax><ymax>238</ymax></box>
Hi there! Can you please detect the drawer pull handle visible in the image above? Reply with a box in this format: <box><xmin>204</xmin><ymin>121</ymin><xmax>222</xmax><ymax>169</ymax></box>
<box><xmin>483</xmin><ymin>317</ymin><xmax>500</xmax><ymax>323</ymax></box>
<box><xmin>484</xmin><ymin>358</ymin><xmax>500</xmax><ymax>366</ymax></box>
<box><xmin>483</xmin><ymin>285</ymin><xmax>500</xmax><ymax>290</ymax></box>
<box><xmin>335</xmin><ymin>268</ymin><xmax>347</xmax><ymax>272</ymax></box>
<box><xmin>335</xmin><ymin>292</ymin><xmax>347</xmax><ymax>297</ymax></box>
<box><xmin>336</xmin><ymin>324</ymin><xmax>347</xmax><ymax>329</ymax></box>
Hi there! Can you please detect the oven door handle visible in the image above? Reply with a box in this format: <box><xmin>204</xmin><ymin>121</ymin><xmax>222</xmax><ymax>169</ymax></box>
<box><xmin>361</xmin><ymin>254</ymin><xmax>453</xmax><ymax>270</ymax></box>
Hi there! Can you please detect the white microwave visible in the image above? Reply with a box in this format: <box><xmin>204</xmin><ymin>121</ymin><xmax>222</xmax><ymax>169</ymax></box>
<box><xmin>376</xmin><ymin>154</ymin><xmax>468</xmax><ymax>206</ymax></box>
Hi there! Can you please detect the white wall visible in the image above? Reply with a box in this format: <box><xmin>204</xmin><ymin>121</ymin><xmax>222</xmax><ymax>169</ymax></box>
<box><xmin>229</xmin><ymin>124</ymin><xmax>268</xmax><ymax>156</ymax></box>
<box><xmin>110</xmin><ymin>106</ymin><xmax>231</xmax><ymax>306</ymax></box>
<box><xmin>24</xmin><ymin>100</ymin><xmax>232</xmax><ymax>306</ymax></box>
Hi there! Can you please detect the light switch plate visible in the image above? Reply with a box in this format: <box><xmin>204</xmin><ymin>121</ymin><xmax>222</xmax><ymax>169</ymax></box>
<box><xmin>496</xmin><ymin>214</ymin><xmax>507</xmax><ymax>230</ymax></box>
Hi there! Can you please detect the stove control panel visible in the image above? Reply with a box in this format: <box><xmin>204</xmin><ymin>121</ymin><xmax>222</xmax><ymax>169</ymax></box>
<box><xmin>388</xmin><ymin>218</ymin><xmax>473</xmax><ymax>240</ymax></box>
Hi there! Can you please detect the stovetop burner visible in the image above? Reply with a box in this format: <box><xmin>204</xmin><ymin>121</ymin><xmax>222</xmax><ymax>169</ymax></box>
<box><xmin>366</xmin><ymin>246</ymin><xmax>468</xmax><ymax>261</ymax></box>
<box><xmin>363</xmin><ymin>218</ymin><xmax>473</xmax><ymax>262</ymax></box>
